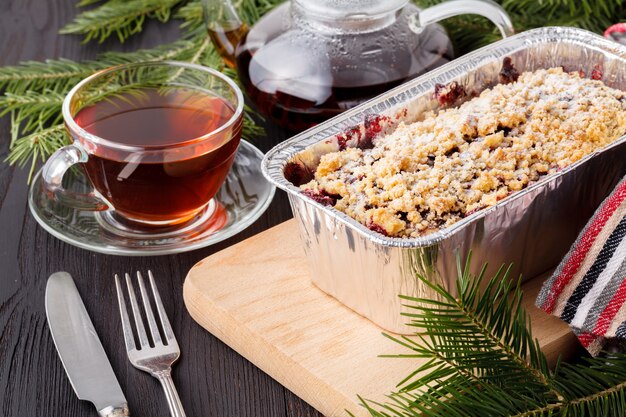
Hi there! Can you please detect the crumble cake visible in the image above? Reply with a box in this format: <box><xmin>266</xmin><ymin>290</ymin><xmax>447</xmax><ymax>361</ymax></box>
<box><xmin>300</xmin><ymin>67</ymin><xmax>626</xmax><ymax>237</ymax></box>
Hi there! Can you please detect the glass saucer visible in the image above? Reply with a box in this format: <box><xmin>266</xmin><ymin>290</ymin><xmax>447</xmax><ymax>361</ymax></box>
<box><xmin>28</xmin><ymin>140</ymin><xmax>275</xmax><ymax>256</ymax></box>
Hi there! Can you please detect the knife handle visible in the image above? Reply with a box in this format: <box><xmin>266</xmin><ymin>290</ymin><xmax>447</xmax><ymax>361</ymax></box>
<box><xmin>98</xmin><ymin>405</ymin><xmax>130</xmax><ymax>417</ymax></box>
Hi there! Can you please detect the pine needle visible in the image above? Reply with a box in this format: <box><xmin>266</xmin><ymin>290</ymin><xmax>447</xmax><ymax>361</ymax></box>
<box><xmin>62</xmin><ymin>0</ymin><xmax>287</xmax><ymax>44</ymax></box>
<box><xmin>176</xmin><ymin>1</ymin><xmax>205</xmax><ymax>35</ymax></box>
<box><xmin>5</xmin><ymin>124</ymin><xmax>69</xmax><ymax>181</ymax></box>
<box><xmin>59</xmin><ymin>0</ymin><xmax>186</xmax><ymax>43</ymax></box>
<box><xmin>0</xmin><ymin>39</ymin><xmax>203</xmax><ymax>94</ymax></box>
<box><xmin>0</xmin><ymin>91</ymin><xmax>66</xmax><ymax>138</ymax></box>
<box><xmin>360</xmin><ymin>255</ymin><xmax>626</xmax><ymax>417</ymax></box>
<box><xmin>0</xmin><ymin>58</ymin><xmax>99</xmax><ymax>94</ymax></box>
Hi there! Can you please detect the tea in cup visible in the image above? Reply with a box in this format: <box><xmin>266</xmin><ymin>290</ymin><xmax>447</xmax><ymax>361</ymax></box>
<box><xmin>42</xmin><ymin>61</ymin><xmax>243</xmax><ymax>228</ymax></box>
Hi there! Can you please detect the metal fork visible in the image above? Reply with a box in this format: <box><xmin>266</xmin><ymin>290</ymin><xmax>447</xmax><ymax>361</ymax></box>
<box><xmin>115</xmin><ymin>271</ymin><xmax>186</xmax><ymax>417</ymax></box>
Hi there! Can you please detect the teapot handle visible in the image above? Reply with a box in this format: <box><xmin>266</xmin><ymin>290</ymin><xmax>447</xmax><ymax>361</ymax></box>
<box><xmin>411</xmin><ymin>0</ymin><xmax>514</xmax><ymax>38</ymax></box>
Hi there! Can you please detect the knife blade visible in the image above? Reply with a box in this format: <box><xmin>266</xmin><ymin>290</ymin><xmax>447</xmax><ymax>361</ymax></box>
<box><xmin>45</xmin><ymin>272</ymin><xmax>129</xmax><ymax>417</ymax></box>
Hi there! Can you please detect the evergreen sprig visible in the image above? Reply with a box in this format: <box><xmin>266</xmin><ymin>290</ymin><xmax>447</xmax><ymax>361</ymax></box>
<box><xmin>0</xmin><ymin>40</ymin><xmax>203</xmax><ymax>94</ymax></box>
<box><xmin>61</xmin><ymin>0</ymin><xmax>286</xmax><ymax>44</ymax></box>
<box><xmin>0</xmin><ymin>36</ymin><xmax>264</xmax><ymax>179</ymax></box>
<box><xmin>5</xmin><ymin>125</ymin><xmax>70</xmax><ymax>177</ymax></box>
<box><xmin>417</xmin><ymin>0</ymin><xmax>626</xmax><ymax>55</ymax></box>
<box><xmin>360</xmin><ymin>257</ymin><xmax>626</xmax><ymax>417</ymax></box>
<box><xmin>176</xmin><ymin>2</ymin><xmax>206</xmax><ymax>35</ymax></box>
<box><xmin>59</xmin><ymin>0</ymin><xmax>187</xmax><ymax>43</ymax></box>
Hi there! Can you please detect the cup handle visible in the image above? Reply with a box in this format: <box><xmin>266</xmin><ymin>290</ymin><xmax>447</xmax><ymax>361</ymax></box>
<box><xmin>411</xmin><ymin>0</ymin><xmax>514</xmax><ymax>38</ymax></box>
<box><xmin>41</xmin><ymin>144</ymin><xmax>111</xmax><ymax>211</ymax></box>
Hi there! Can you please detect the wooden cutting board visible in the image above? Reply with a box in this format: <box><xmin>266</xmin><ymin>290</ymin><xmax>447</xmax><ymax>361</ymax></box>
<box><xmin>183</xmin><ymin>219</ymin><xmax>578</xmax><ymax>417</ymax></box>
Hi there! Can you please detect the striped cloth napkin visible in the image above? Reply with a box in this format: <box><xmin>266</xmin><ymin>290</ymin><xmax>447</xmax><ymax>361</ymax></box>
<box><xmin>536</xmin><ymin>177</ymin><xmax>626</xmax><ymax>356</ymax></box>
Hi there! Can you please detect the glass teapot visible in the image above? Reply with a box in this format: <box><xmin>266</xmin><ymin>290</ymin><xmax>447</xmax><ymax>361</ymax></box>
<box><xmin>203</xmin><ymin>0</ymin><xmax>513</xmax><ymax>132</ymax></box>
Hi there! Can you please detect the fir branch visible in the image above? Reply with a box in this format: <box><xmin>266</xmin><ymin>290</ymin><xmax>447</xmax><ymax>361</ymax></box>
<box><xmin>0</xmin><ymin>38</ymin><xmax>216</xmax><ymax>177</ymax></box>
<box><xmin>186</xmin><ymin>36</ymin><xmax>214</xmax><ymax>65</ymax></box>
<box><xmin>176</xmin><ymin>1</ymin><xmax>205</xmax><ymax>35</ymax></box>
<box><xmin>397</xmin><ymin>259</ymin><xmax>554</xmax><ymax>397</ymax></box>
<box><xmin>0</xmin><ymin>91</ymin><xmax>65</xmax><ymax>138</ymax></box>
<box><xmin>63</xmin><ymin>0</ymin><xmax>286</xmax><ymax>44</ymax></box>
<box><xmin>177</xmin><ymin>0</ymin><xmax>286</xmax><ymax>35</ymax></box>
<box><xmin>0</xmin><ymin>58</ymin><xmax>99</xmax><ymax>94</ymax></box>
<box><xmin>60</xmin><ymin>0</ymin><xmax>187</xmax><ymax>43</ymax></box>
<box><xmin>233</xmin><ymin>0</ymin><xmax>286</xmax><ymax>25</ymax></box>
<box><xmin>360</xmin><ymin>256</ymin><xmax>626</xmax><ymax>417</ymax></box>
<box><xmin>0</xmin><ymin>39</ymin><xmax>204</xmax><ymax>95</ymax></box>
<box><xmin>0</xmin><ymin>91</ymin><xmax>65</xmax><ymax>114</ymax></box>
<box><xmin>415</xmin><ymin>0</ymin><xmax>626</xmax><ymax>55</ymax></box>
<box><xmin>5</xmin><ymin>124</ymin><xmax>68</xmax><ymax>180</ymax></box>
<box><xmin>97</xmin><ymin>37</ymin><xmax>207</xmax><ymax>63</ymax></box>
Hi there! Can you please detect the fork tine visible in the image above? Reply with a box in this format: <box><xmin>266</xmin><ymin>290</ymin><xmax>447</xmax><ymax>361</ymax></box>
<box><xmin>124</xmin><ymin>272</ymin><xmax>150</xmax><ymax>348</ymax></box>
<box><xmin>137</xmin><ymin>271</ymin><xmax>162</xmax><ymax>345</ymax></box>
<box><xmin>115</xmin><ymin>274</ymin><xmax>137</xmax><ymax>352</ymax></box>
<box><xmin>148</xmin><ymin>270</ymin><xmax>176</xmax><ymax>343</ymax></box>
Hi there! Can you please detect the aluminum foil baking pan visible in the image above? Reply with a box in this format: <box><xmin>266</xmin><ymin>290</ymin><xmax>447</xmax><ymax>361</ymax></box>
<box><xmin>262</xmin><ymin>27</ymin><xmax>626</xmax><ymax>333</ymax></box>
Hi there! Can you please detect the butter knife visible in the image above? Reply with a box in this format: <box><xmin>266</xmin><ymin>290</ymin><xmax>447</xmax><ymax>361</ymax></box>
<box><xmin>45</xmin><ymin>272</ymin><xmax>129</xmax><ymax>417</ymax></box>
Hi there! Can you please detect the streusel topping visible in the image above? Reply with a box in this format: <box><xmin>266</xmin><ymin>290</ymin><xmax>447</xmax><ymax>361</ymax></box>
<box><xmin>300</xmin><ymin>67</ymin><xmax>626</xmax><ymax>237</ymax></box>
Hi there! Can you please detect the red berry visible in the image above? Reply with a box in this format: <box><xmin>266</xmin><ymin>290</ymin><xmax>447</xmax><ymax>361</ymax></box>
<box><xmin>591</xmin><ymin>64</ymin><xmax>603</xmax><ymax>80</ymax></box>
<box><xmin>284</xmin><ymin>162</ymin><xmax>314</xmax><ymax>186</ymax></box>
<box><xmin>434</xmin><ymin>81</ymin><xmax>466</xmax><ymax>107</ymax></box>
<box><xmin>366</xmin><ymin>222</ymin><xmax>388</xmax><ymax>236</ymax></box>
<box><xmin>499</xmin><ymin>57</ymin><xmax>519</xmax><ymax>84</ymax></box>
<box><xmin>302</xmin><ymin>189</ymin><xmax>339</xmax><ymax>206</ymax></box>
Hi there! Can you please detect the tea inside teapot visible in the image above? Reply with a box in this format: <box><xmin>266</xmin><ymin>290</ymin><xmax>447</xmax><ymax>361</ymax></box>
<box><xmin>205</xmin><ymin>0</ymin><xmax>513</xmax><ymax>133</ymax></box>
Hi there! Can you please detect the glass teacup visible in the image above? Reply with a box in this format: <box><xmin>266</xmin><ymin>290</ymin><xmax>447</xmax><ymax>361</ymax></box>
<box><xmin>41</xmin><ymin>61</ymin><xmax>244</xmax><ymax>230</ymax></box>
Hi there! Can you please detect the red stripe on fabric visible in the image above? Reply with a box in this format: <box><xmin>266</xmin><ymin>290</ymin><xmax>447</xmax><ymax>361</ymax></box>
<box><xmin>542</xmin><ymin>180</ymin><xmax>626</xmax><ymax>314</ymax></box>
<box><xmin>592</xmin><ymin>272</ymin><xmax>626</xmax><ymax>336</ymax></box>
<box><xmin>577</xmin><ymin>331</ymin><xmax>597</xmax><ymax>348</ymax></box>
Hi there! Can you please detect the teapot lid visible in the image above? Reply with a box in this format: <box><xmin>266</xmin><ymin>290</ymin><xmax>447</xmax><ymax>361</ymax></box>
<box><xmin>294</xmin><ymin>0</ymin><xmax>408</xmax><ymax>20</ymax></box>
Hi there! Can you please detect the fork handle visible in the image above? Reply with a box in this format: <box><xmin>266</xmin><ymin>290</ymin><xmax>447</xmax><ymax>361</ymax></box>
<box><xmin>155</xmin><ymin>370</ymin><xmax>186</xmax><ymax>417</ymax></box>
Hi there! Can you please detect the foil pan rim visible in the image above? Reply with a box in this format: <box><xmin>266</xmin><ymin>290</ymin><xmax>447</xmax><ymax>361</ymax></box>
<box><xmin>262</xmin><ymin>26</ymin><xmax>626</xmax><ymax>248</ymax></box>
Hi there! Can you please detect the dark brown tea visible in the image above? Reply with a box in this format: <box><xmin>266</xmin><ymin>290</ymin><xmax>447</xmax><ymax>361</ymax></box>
<box><xmin>74</xmin><ymin>87</ymin><xmax>241</xmax><ymax>224</ymax></box>
<box><xmin>229</xmin><ymin>14</ymin><xmax>453</xmax><ymax>133</ymax></box>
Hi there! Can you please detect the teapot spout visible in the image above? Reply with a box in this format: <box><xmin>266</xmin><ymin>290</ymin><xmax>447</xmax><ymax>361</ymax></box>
<box><xmin>202</xmin><ymin>0</ymin><xmax>248</xmax><ymax>68</ymax></box>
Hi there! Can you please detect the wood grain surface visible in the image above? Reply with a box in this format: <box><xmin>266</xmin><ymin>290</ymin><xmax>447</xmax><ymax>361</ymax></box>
<box><xmin>184</xmin><ymin>219</ymin><xmax>579</xmax><ymax>417</ymax></box>
<box><xmin>0</xmin><ymin>1</ymin><xmax>319</xmax><ymax>416</ymax></box>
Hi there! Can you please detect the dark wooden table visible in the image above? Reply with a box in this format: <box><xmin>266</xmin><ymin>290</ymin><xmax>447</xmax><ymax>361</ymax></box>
<box><xmin>0</xmin><ymin>1</ymin><xmax>323</xmax><ymax>416</ymax></box>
